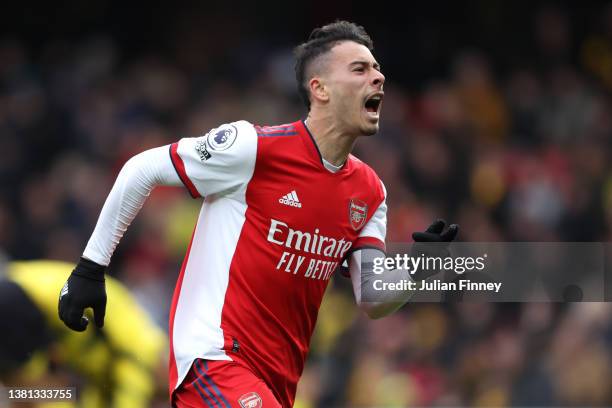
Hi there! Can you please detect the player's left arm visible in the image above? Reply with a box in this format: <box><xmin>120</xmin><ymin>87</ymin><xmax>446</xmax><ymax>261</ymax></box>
<box><xmin>350</xmin><ymin>225</ymin><xmax>459</xmax><ymax>318</ymax></box>
<box><xmin>350</xmin><ymin>248</ymin><xmax>407</xmax><ymax>318</ymax></box>
<box><xmin>348</xmin><ymin>182</ymin><xmax>459</xmax><ymax>318</ymax></box>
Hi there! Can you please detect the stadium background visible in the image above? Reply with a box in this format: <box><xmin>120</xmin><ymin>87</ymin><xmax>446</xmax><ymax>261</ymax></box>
<box><xmin>1</xmin><ymin>1</ymin><xmax>611</xmax><ymax>406</ymax></box>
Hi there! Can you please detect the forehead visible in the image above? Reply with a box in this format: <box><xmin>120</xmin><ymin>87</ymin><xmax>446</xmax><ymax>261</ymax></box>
<box><xmin>328</xmin><ymin>41</ymin><xmax>377</xmax><ymax>66</ymax></box>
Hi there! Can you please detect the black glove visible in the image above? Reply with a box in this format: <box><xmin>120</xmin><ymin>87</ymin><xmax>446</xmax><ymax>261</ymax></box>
<box><xmin>58</xmin><ymin>257</ymin><xmax>107</xmax><ymax>332</ymax></box>
<box><xmin>410</xmin><ymin>219</ymin><xmax>459</xmax><ymax>281</ymax></box>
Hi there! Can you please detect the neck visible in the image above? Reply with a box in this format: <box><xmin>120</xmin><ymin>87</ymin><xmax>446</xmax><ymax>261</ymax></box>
<box><xmin>304</xmin><ymin>112</ymin><xmax>357</xmax><ymax>167</ymax></box>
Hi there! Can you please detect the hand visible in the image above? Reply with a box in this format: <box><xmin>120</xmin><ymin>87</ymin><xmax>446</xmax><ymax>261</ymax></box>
<box><xmin>410</xmin><ymin>219</ymin><xmax>459</xmax><ymax>280</ymax></box>
<box><xmin>58</xmin><ymin>258</ymin><xmax>107</xmax><ymax>331</ymax></box>
<box><xmin>412</xmin><ymin>219</ymin><xmax>459</xmax><ymax>243</ymax></box>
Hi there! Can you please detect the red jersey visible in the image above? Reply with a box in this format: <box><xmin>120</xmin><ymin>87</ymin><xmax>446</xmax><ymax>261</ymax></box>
<box><xmin>168</xmin><ymin>119</ymin><xmax>387</xmax><ymax>406</ymax></box>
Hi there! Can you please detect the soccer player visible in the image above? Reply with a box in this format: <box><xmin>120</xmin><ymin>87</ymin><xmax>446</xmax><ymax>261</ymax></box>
<box><xmin>58</xmin><ymin>21</ymin><xmax>458</xmax><ymax>407</ymax></box>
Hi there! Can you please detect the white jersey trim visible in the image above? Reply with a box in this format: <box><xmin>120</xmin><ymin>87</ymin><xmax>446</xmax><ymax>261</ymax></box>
<box><xmin>358</xmin><ymin>179</ymin><xmax>387</xmax><ymax>243</ymax></box>
<box><xmin>170</xmin><ymin>121</ymin><xmax>258</xmax><ymax>390</ymax></box>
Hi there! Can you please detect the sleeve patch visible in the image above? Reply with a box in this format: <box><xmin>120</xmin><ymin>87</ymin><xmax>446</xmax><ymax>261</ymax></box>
<box><xmin>195</xmin><ymin>139</ymin><xmax>212</xmax><ymax>161</ymax></box>
<box><xmin>206</xmin><ymin>124</ymin><xmax>238</xmax><ymax>151</ymax></box>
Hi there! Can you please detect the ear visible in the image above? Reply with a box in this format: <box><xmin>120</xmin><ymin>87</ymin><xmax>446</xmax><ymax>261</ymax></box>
<box><xmin>309</xmin><ymin>77</ymin><xmax>329</xmax><ymax>104</ymax></box>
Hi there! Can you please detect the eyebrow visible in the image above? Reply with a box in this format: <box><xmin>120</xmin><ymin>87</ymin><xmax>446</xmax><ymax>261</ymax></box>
<box><xmin>349</xmin><ymin>60</ymin><xmax>381</xmax><ymax>71</ymax></box>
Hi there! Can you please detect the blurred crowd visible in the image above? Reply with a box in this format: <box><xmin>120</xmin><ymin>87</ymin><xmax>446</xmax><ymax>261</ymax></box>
<box><xmin>1</xmin><ymin>2</ymin><xmax>611</xmax><ymax>407</ymax></box>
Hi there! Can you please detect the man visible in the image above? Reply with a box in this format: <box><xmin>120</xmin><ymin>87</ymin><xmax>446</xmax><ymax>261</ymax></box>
<box><xmin>1</xmin><ymin>260</ymin><xmax>166</xmax><ymax>408</ymax></box>
<box><xmin>58</xmin><ymin>21</ymin><xmax>458</xmax><ymax>407</ymax></box>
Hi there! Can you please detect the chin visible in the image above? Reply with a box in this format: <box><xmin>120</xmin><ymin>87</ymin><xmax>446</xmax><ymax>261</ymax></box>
<box><xmin>361</xmin><ymin>123</ymin><xmax>379</xmax><ymax>136</ymax></box>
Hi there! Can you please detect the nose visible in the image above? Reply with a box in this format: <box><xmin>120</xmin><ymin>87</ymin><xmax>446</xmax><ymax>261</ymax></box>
<box><xmin>372</xmin><ymin>70</ymin><xmax>385</xmax><ymax>88</ymax></box>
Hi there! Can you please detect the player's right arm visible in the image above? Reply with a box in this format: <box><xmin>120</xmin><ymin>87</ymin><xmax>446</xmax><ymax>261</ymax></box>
<box><xmin>58</xmin><ymin>146</ymin><xmax>182</xmax><ymax>331</ymax></box>
<box><xmin>58</xmin><ymin>121</ymin><xmax>257</xmax><ymax>331</ymax></box>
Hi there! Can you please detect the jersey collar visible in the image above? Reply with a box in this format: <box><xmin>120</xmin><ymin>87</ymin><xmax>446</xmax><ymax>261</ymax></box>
<box><xmin>296</xmin><ymin>119</ymin><xmax>351</xmax><ymax>174</ymax></box>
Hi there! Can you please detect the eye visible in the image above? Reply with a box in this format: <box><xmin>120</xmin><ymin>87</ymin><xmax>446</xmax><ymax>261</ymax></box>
<box><xmin>353</xmin><ymin>67</ymin><xmax>365</xmax><ymax>73</ymax></box>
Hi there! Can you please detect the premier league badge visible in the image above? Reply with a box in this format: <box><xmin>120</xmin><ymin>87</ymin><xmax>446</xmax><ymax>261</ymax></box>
<box><xmin>207</xmin><ymin>124</ymin><xmax>238</xmax><ymax>151</ymax></box>
<box><xmin>349</xmin><ymin>199</ymin><xmax>368</xmax><ymax>230</ymax></box>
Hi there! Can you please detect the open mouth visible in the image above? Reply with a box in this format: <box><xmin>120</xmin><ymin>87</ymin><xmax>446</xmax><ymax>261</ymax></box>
<box><xmin>364</xmin><ymin>93</ymin><xmax>383</xmax><ymax>115</ymax></box>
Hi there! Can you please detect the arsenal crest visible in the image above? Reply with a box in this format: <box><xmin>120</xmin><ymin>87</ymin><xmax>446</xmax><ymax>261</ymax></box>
<box><xmin>349</xmin><ymin>199</ymin><xmax>368</xmax><ymax>230</ymax></box>
<box><xmin>238</xmin><ymin>392</ymin><xmax>262</xmax><ymax>408</ymax></box>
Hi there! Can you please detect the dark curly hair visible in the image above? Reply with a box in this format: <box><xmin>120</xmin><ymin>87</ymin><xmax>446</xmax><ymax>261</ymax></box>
<box><xmin>294</xmin><ymin>21</ymin><xmax>374</xmax><ymax>110</ymax></box>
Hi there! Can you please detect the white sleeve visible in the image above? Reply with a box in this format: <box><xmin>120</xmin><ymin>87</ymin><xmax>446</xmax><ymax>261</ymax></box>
<box><xmin>83</xmin><ymin>146</ymin><xmax>181</xmax><ymax>266</ymax></box>
<box><xmin>353</xmin><ymin>180</ymin><xmax>387</xmax><ymax>252</ymax></box>
<box><xmin>169</xmin><ymin>120</ymin><xmax>257</xmax><ymax>199</ymax></box>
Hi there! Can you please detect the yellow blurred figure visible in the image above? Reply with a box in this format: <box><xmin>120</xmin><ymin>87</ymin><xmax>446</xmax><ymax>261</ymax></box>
<box><xmin>0</xmin><ymin>260</ymin><xmax>167</xmax><ymax>408</ymax></box>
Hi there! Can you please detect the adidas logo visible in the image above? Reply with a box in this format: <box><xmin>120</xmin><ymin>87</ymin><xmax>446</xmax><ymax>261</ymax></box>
<box><xmin>279</xmin><ymin>190</ymin><xmax>302</xmax><ymax>208</ymax></box>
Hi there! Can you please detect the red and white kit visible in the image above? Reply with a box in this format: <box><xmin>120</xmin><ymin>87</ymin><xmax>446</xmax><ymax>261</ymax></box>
<box><xmin>167</xmin><ymin>120</ymin><xmax>387</xmax><ymax>406</ymax></box>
